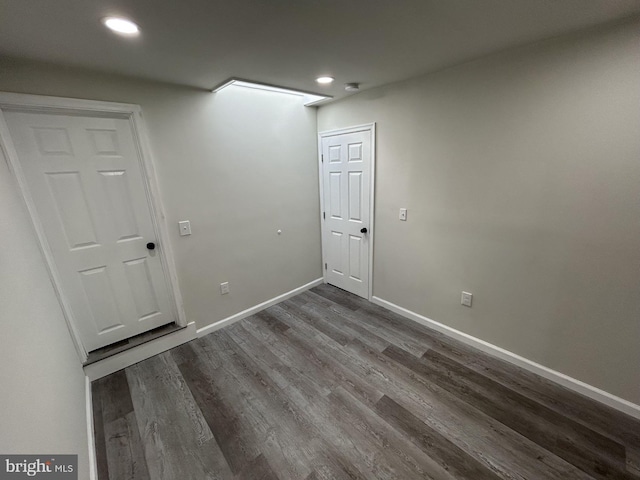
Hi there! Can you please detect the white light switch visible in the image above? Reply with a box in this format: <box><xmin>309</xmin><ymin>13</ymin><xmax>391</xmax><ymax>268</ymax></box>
<box><xmin>178</xmin><ymin>220</ymin><xmax>191</xmax><ymax>236</ymax></box>
<box><xmin>399</xmin><ymin>208</ymin><xmax>407</xmax><ymax>221</ymax></box>
<box><xmin>220</xmin><ymin>282</ymin><xmax>230</xmax><ymax>295</ymax></box>
<box><xmin>461</xmin><ymin>291</ymin><xmax>473</xmax><ymax>307</ymax></box>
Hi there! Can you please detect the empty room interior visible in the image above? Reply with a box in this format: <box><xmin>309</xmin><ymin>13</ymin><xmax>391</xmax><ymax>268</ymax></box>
<box><xmin>1</xmin><ymin>1</ymin><xmax>640</xmax><ymax>479</ymax></box>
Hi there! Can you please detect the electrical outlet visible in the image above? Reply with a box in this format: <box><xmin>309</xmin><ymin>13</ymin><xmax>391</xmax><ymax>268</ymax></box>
<box><xmin>461</xmin><ymin>291</ymin><xmax>473</xmax><ymax>307</ymax></box>
<box><xmin>220</xmin><ymin>282</ymin><xmax>230</xmax><ymax>295</ymax></box>
<box><xmin>178</xmin><ymin>220</ymin><xmax>191</xmax><ymax>236</ymax></box>
<box><xmin>399</xmin><ymin>208</ymin><xmax>407</xmax><ymax>221</ymax></box>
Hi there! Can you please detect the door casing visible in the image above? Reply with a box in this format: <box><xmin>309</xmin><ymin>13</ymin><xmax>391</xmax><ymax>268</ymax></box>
<box><xmin>318</xmin><ymin>123</ymin><xmax>376</xmax><ymax>300</ymax></box>
<box><xmin>0</xmin><ymin>92</ymin><xmax>187</xmax><ymax>363</ymax></box>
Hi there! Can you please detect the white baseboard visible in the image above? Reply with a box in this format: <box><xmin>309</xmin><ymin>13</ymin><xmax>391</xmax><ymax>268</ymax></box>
<box><xmin>196</xmin><ymin>278</ymin><xmax>324</xmax><ymax>338</ymax></box>
<box><xmin>371</xmin><ymin>296</ymin><xmax>640</xmax><ymax>420</ymax></box>
<box><xmin>84</xmin><ymin>322</ymin><xmax>197</xmax><ymax>381</ymax></box>
<box><xmin>85</xmin><ymin>376</ymin><xmax>97</xmax><ymax>480</ymax></box>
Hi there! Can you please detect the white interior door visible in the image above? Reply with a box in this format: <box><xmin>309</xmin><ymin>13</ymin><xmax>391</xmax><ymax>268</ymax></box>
<box><xmin>4</xmin><ymin>110</ymin><xmax>175</xmax><ymax>351</ymax></box>
<box><xmin>321</xmin><ymin>127</ymin><xmax>372</xmax><ymax>299</ymax></box>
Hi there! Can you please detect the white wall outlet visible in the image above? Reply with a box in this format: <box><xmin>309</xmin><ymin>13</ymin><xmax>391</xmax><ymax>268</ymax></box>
<box><xmin>178</xmin><ymin>220</ymin><xmax>192</xmax><ymax>236</ymax></box>
<box><xmin>399</xmin><ymin>208</ymin><xmax>407</xmax><ymax>221</ymax></box>
<box><xmin>220</xmin><ymin>282</ymin><xmax>230</xmax><ymax>295</ymax></box>
<box><xmin>461</xmin><ymin>291</ymin><xmax>473</xmax><ymax>307</ymax></box>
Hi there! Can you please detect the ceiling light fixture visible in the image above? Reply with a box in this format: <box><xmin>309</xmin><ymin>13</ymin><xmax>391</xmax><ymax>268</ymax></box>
<box><xmin>102</xmin><ymin>17</ymin><xmax>140</xmax><ymax>35</ymax></box>
<box><xmin>213</xmin><ymin>78</ymin><xmax>331</xmax><ymax>106</ymax></box>
<box><xmin>316</xmin><ymin>76</ymin><xmax>334</xmax><ymax>85</ymax></box>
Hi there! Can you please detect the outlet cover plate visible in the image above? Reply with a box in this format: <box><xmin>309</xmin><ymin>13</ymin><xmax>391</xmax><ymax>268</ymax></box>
<box><xmin>178</xmin><ymin>220</ymin><xmax>192</xmax><ymax>236</ymax></box>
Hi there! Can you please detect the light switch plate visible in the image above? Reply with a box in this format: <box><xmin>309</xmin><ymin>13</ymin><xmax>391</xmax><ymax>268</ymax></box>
<box><xmin>399</xmin><ymin>208</ymin><xmax>407</xmax><ymax>221</ymax></box>
<box><xmin>178</xmin><ymin>220</ymin><xmax>191</xmax><ymax>236</ymax></box>
<box><xmin>461</xmin><ymin>291</ymin><xmax>473</xmax><ymax>307</ymax></box>
<box><xmin>220</xmin><ymin>282</ymin><xmax>230</xmax><ymax>295</ymax></box>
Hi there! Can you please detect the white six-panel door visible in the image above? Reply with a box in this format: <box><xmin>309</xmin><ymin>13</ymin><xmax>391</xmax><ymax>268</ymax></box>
<box><xmin>5</xmin><ymin>111</ymin><xmax>174</xmax><ymax>351</ymax></box>
<box><xmin>321</xmin><ymin>128</ymin><xmax>372</xmax><ymax>299</ymax></box>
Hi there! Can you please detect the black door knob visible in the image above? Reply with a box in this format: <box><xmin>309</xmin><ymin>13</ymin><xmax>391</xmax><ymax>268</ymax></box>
<box><xmin>360</xmin><ymin>228</ymin><xmax>368</xmax><ymax>234</ymax></box>
<box><xmin>146</xmin><ymin>242</ymin><xmax>156</xmax><ymax>250</ymax></box>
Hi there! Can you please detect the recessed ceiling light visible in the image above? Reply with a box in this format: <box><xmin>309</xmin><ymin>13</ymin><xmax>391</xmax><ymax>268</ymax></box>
<box><xmin>316</xmin><ymin>76</ymin><xmax>334</xmax><ymax>85</ymax></box>
<box><xmin>102</xmin><ymin>17</ymin><xmax>140</xmax><ymax>35</ymax></box>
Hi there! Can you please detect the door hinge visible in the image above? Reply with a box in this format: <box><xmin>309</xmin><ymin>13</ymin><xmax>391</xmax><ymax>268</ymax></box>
<box><xmin>321</xmin><ymin>154</ymin><xmax>324</xmax><ymax>163</ymax></box>
<box><xmin>323</xmin><ymin>211</ymin><xmax>325</xmax><ymax>219</ymax></box>
<box><xmin>325</xmin><ymin>263</ymin><xmax>328</xmax><ymax>270</ymax></box>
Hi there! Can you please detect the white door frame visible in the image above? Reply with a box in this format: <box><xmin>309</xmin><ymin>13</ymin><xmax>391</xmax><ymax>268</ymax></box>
<box><xmin>0</xmin><ymin>92</ymin><xmax>187</xmax><ymax>363</ymax></box>
<box><xmin>318</xmin><ymin>123</ymin><xmax>376</xmax><ymax>300</ymax></box>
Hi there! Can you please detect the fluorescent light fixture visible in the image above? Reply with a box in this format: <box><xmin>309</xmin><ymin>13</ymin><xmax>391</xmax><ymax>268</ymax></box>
<box><xmin>212</xmin><ymin>79</ymin><xmax>331</xmax><ymax>106</ymax></box>
<box><xmin>316</xmin><ymin>76</ymin><xmax>334</xmax><ymax>84</ymax></box>
<box><xmin>102</xmin><ymin>17</ymin><xmax>140</xmax><ymax>35</ymax></box>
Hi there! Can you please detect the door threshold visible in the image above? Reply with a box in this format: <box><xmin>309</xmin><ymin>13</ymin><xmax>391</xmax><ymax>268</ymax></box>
<box><xmin>83</xmin><ymin>323</ymin><xmax>184</xmax><ymax>366</ymax></box>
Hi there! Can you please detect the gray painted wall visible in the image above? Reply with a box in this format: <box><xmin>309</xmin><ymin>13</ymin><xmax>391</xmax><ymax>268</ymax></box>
<box><xmin>318</xmin><ymin>19</ymin><xmax>640</xmax><ymax>404</ymax></box>
<box><xmin>0</xmin><ymin>148</ymin><xmax>90</xmax><ymax>477</ymax></box>
<box><xmin>0</xmin><ymin>60</ymin><xmax>323</xmax><ymax>330</ymax></box>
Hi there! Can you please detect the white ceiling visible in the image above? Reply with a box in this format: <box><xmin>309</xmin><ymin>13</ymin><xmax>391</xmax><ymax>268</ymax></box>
<box><xmin>1</xmin><ymin>0</ymin><xmax>639</xmax><ymax>102</ymax></box>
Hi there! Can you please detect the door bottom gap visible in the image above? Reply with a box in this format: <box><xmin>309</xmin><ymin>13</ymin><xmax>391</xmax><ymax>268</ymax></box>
<box><xmin>83</xmin><ymin>322</ymin><xmax>183</xmax><ymax>366</ymax></box>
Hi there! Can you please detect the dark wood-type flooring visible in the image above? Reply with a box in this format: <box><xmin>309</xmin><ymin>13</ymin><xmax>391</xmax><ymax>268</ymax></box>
<box><xmin>92</xmin><ymin>284</ymin><xmax>640</xmax><ymax>479</ymax></box>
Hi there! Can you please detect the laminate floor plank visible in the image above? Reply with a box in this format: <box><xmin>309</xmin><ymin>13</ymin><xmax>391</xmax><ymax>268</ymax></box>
<box><xmin>99</xmin><ymin>370</ymin><xmax>135</xmax><ymax>424</ymax></box>
<box><xmin>422</xmin><ymin>349</ymin><xmax>629</xmax><ymax>479</ymax></box>
<box><xmin>236</xmin><ymin>312</ymin><xmax>336</xmax><ymax>396</ymax></box>
<box><xmin>263</xmin><ymin>305</ymin><xmax>387</xmax><ymax>406</ymax></box>
<box><xmin>216</xmin><ymin>327</ymin><xmax>384</xmax><ymax>480</ymax></box>
<box><xmin>627</xmin><ymin>449</ymin><xmax>640</xmax><ymax>476</ymax></box>
<box><xmin>298</xmin><ymin>291</ymin><xmax>429</xmax><ymax>357</ymax></box>
<box><xmin>288</xmin><ymin>294</ymin><xmax>391</xmax><ymax>352</ymax></box>
<box><xmin>104</xmin><ymin>413</ymin><xmax>150</xmax><ymax>480</ymax></box>
<box><xmin>224</xmin><ymin>322</ymin><xmax>379</xmax><ymax>480</ymax></box>
<box><xmin>270</xmin><ymin>362</ymin><xmax>426</xmax><ymax>480</ymax></box>
<box><xmin>126</xmin><ymin>353</ymin><xmax>232</xmax><ymax>480</ymax></box>
<box><xmin>92</xmin><ymin>284</ymin><xmax>640</xmax><ymax>480</ymax></box>
<box><xmin>345</xmin><ymin>339</ymin><xmax>597</xmax><ymax>480</ymax></box>
<box><xmin>93</xmin><ymin>371</ymin><xmax>152</xmax><ymax>480</ymax></box>
<box><xmin>310</xmin><ymin>283</ymin><xmax>363</xmax><ymax>310</ymax></box>
<box><xmin>436</xmin><ymin>346</ymin><xmax>640</xmax><ymax>448</ymax></box>
<box><xmin>91</xmin><ymin>381</ymin><xmax>110</xmax><ymax>480</ymax></box>
<box><xmin>385</xmin><ymin>345</ymin><xmax>629</xmax><ymax>480</ymax></box>
<box><xmin>268</xmin><ymin>303</ymin><xmax>388</xmax><ymax>403</ymax></box>
<box><xmin>374</xmin><ymin>395</ymin><xmax>501</xmax><ymax>480</ymax></box>
<box><xmin>235</xmin><ymin>454</ymin><xmax>280</xmax><ymax>480</ymax></box>
<box><xmin>285</xmin><ymin>293</ymin><xmax>310</xmax><ymax>308</ymax></box>
<box><xmin>235</xmin><ymin>311</ymin><xmax>455</xmax><ymax>479</ymax></box>
<box><xmin>228</xmin><ymin>330</ymin><xmax>364</xmax><ymax>480</ymax></box>
<box><xmin>204</xmin><ymin>330</ymin><xmax>317</xmax><ymax>479</ymax></box>
<box><xmin>327</xmin><ymin>385</ymin><xmax>459</xmax><ymax>480</ymax></box>
<box><xmin>277</xmin><ymin>300</ymin><xmax>353</xmax><ymax>346</ymax></box>
<box><xmin>172</xmin><ymin>341</ymin><xmax>262</xmax><ymax>475</ymax></box>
